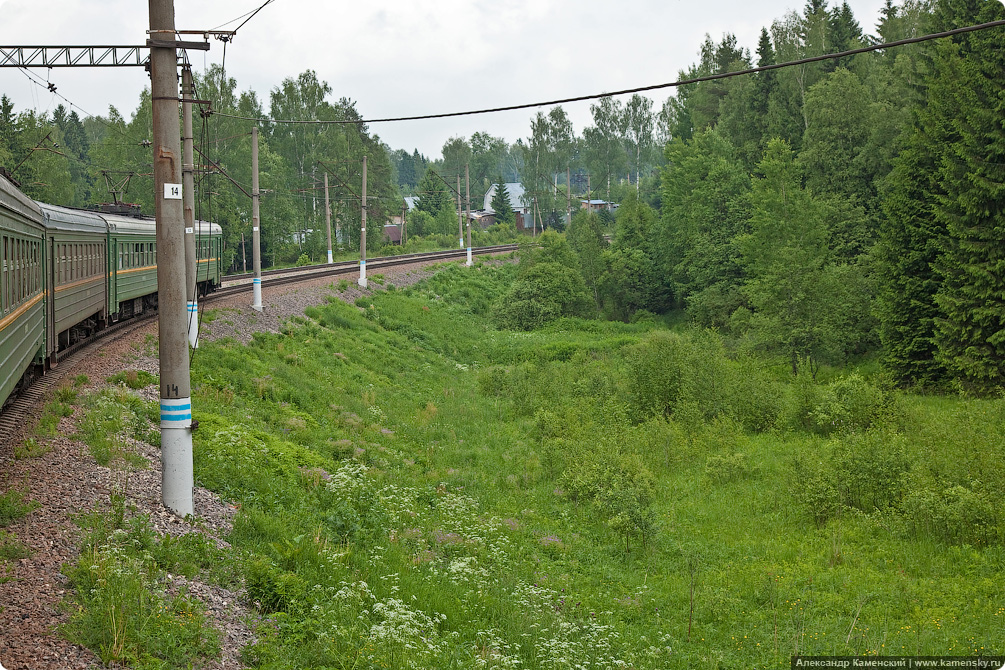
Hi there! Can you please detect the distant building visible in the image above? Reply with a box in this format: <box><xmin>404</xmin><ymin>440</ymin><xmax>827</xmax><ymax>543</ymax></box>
<box><xmin>383</xmin><ymin>223</ymin><xmax>402</xmax><ymax>245</ymax></box>
<box><xmin>483</xmin><ymin>182</ymin><xmax>534</xmax><ymax>231</ymax></box>
<box><xmin>580</xmin><ymin>199</ymin><xmax>617</xmax><ymax>213</ymax></box>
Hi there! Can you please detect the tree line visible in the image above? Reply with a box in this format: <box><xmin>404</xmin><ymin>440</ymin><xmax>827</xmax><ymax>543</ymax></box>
<box><xmin>486</xmin><ymin>0</ymin><xmax>1004</xmax><ymax>395</ymax></box>
<box><xmin>0</xmin><ymin>0</ymin><xmax>1001</xmax><ymax>392</ymax></box>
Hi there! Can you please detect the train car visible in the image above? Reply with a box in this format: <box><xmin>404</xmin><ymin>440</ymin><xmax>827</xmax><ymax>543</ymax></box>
<box><xmin>193</xmin><ymin>219</ymin><xmax>224</xmax><ymax>295</ymax></box>
<box><xmin>0</xmin><ymin>174</ymin><xmax>46</xmax><ymax>408</ymax></box>
<box><xmin>38</xmin><ymin>203</ymin><xmax>108</xmax><ymax>358</ymax></box>
<box><xmin>103</xmin><ymin>212</ymin><xmax>158</xmax><ymax>321</ymax></box>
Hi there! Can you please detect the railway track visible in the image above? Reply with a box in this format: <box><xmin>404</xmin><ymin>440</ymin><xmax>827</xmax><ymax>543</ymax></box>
<box><xmin>0</xmin><ymin>243</ymin><xmax>516</xmax><ymax>430</ymax></box>
<box><xmin>214</xmin><ymin>244</ymin><xmax>517</xmax><ymax>299</ymax></box>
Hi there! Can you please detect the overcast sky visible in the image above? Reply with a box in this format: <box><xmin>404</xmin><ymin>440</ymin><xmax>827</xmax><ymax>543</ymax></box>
<box><xmin>0</xmin><ymin>0</ymin><xmax>891</xmax><ymax>159</ymax></box>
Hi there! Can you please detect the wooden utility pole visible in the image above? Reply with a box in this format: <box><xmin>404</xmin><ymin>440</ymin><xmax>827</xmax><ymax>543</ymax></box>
<box><xmin>251</xmin><ymin>126</ymin><xmax>262</xmax><ymax>312</ymax></box>
<box><xmin>150</xmin><ymin>0</ymin><xmax>193</xmax><ymax>516</ymax></box>
<box><xmin>181</xmin><ymin>65</ymin><xmax>198</xmax><ymax>349</ymax></box>
<box><xmin>358</xmin><ymin>155</ymin><xmax>368</xmax><ymax>288</ymax></box>
<box><xmin>465</xmin><ymin>164</ymin><xmax>472</xmax><ymax>266</ymax></box>
<box><xmin>401</xmin><ymin>201</ymin><xmax>407</xmax><ymax>246</ymax></box>
<box><xmin>324</xmin><ymin>172</ymin><xmax>333</xmax><ymax>264</ymax></box>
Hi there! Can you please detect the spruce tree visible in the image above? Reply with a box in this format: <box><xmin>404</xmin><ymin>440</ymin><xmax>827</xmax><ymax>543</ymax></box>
<box><xmin>490</xmin><ymin>181</ymin><xmax>515</xmax><ymax>227</ymax></box>
<box><xmin>878</xmin><ymin>0</ymin><xmax>1005</xmax><ymax>391</ymax></box>
<box><xmin>931</xmin><ymin>0</ymin><xmax>1005</xmax><ymax>391</ymax></box>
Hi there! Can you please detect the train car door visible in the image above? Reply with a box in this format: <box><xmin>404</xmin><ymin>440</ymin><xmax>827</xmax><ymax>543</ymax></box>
<box><xmin>46</xmin><ymin>235</ymin><xmax>56</xmax><ymax>365</ymax></box>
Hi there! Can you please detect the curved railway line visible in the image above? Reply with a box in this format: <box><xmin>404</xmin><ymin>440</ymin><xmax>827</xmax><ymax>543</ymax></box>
<box><xmin>0</xmin><ymin>242</ymin><xmax>517</xmax><ymax>436</ymax></box>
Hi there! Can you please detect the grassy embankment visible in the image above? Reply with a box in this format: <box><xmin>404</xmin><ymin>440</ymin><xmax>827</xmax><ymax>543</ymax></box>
<box><xmin>66</xmin><ymin>260</ymin><xmax>1005</xmax><ymax>668</ymax></box>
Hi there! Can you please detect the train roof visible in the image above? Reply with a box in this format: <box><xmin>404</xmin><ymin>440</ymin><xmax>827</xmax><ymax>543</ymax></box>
<box><xmin>37</xmin><ymin>202</ymin><xmax>108</xmax><ymax>233</ymax></box>
<box><xmin>101</xmin><ymin>212</ymin><xmax>157</xmax><ymax>235</ymax></box>
<box><xmin>101</xmin><ymin>212</ymin><xmax>222</xmax><ymax>237</ymax></box>
<box><xmin>194</xmin><ymin>219</ymin><xmax>223</xmax><ymax>236</ymax></box>
<box><xmin>0</xmin><ymin>173</ymin><xmax>43</xmax><ymax>224</ymax></box>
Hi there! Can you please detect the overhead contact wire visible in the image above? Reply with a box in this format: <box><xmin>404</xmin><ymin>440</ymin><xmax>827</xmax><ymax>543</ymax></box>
<box><xmin>211</xmin><ymin>19</ymin><xmax>1005</xmax><ymax>126</ymax></box>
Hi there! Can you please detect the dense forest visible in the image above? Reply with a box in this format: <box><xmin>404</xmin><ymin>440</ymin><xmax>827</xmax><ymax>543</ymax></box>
<box><xmin>0</xmin><ymin>0</ymin><xmax>1002</xmax><ymax>392</ymax></box>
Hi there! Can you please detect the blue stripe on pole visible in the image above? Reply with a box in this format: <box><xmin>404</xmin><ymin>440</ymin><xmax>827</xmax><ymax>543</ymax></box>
<box><xmin>161</xmin><ymin>398</ymin><xmax>192</xmax><ymax>427</ymax></box>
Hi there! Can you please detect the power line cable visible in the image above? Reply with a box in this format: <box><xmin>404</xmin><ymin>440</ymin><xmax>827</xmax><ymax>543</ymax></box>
<box><xmin>211</xmin><ymin>0</ymin><xmax>276</xmax><ymax>33</ymax></box>
<box><xmin>211</xmin><ymin>19</ymin><xmax>1005</xmax><ymax>127</ymax></box>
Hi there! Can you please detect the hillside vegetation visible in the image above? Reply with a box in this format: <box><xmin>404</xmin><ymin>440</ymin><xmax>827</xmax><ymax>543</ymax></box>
<box><xmin>66</xmin><ymin>262</ymin><xmax>1004</xmax><ymax>668</ymax></box>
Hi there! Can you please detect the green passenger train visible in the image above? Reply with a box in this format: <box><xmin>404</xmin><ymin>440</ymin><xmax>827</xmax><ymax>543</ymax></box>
<box><xmin>0</xmin><ymin>173</ymin><xmax>223</xmax><ymax>410</ymax></box>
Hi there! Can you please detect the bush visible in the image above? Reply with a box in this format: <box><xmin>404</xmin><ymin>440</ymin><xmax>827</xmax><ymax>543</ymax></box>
<box><xmin>831</xmin><ymin>430</ymin><xmax>909</xmax><ymax>512</ymax></box>
<box><xmin>704</xmin><ymin>453</ymin><xmax>755</xmax><ymax>484</ymax></box>
<box><xmin>625</xmin><ymin>329</ymin><xmax>781</xmax><ymax>430</ymax></box>
<box><xmin>492</xmin><ymin>262</ymin><xmax>593</xmax><ymax>331</ymax></box>
<box><xmin>791</xmin><ymin>430</ymin><xmax>910</xmax><ymax>526</ymax></box>
<box><xmin>902</xmin><ymin>485</ymin><xmax>1000</xmax><ymax>547</ymax></box>
<box><xmin>561</xmin><ymin>451</ymin><xmax>657</xmax><ymax>552</ymax></box>
<box><xmin>784</xmin><ymin>373</ymin><xmax>897</xmax><ymax>434</ymax></box>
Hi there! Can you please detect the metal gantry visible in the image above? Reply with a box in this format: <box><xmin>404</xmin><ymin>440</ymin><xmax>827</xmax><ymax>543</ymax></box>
<box><xmin>0</xmin><ymin>40</ymin><xmax>210</xmax><ymax>68</ymax></box>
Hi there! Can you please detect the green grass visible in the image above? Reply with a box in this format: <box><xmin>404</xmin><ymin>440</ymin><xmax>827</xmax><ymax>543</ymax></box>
<box><xmin>62</xmin><ymin>508</ymin><xmax>222</xmax><ymax>668</ymax></box>
<box><xmin>106</xmin><ymin>369</ymin><xmax>158</xmax><ymax>390</ymax></box>
<box><xmin>0</xmin><ymin>488</ymin><xmax>38</xmax><ymax>527</ymax></box>
<box><xmin>77</xmin><ymin>388</ymin><xmax>156</xmax><ymax>467</ymax></box>
<box><xmin>14</xmin><ymin>437</ymin><xmax>51</xmax><ymax>459</ymax></box>
<box><xmin>178</xmin><ymin>264</ymin><xmax>1004</xmax><ymax>668</ymax></box>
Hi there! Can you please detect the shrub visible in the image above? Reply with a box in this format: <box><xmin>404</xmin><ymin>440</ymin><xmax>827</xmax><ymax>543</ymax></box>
<box><xmin>296</xmin><ymin>253</ymin><xmax>311</xmax><ymax>267</ymax></box>
<box><xmin>704</xmin><ymin>453</ymin><xmax>755</xmax><ymax>484</ymax></box>
<box><xmin>831</xmin><ymin>431</ymin><xmax>910</xmax><ymax>512</ymax></box>
<box><xmin>785</xmin><ymin>373</ymin><xmax>897</xmax><ymax>434</ymax></box>
<box><xmin>901</xmin><ymin>485</ymin><xmax>1000</xmax><ymax>547</ymax></box>
<box><xmin>791</xmin><ymin>430</ymin><xmax>910</xmax><ymax>526</ymax></box>
<box><xmin>492</xmin><ymin>262</ymin><xmax>593</xmax><ymax>331</ymax></box>
<box><xmin>561</xmin><ymin>451</ymin><xmax>657</xmax><ymax>552</ymax></box>
<box><xmin>625</xmin><ymin>329</ymin><xmax>781</xmax><ymax>430</ymax></box>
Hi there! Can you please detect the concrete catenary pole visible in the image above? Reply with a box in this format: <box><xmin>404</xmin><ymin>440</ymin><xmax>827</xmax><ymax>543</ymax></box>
<box><xmin>150</xmin><ymin>0</ymin><xmax>193</xmax><ymax>517</ymax></box>
<box><xmin>465</xmin><ymin>163</ymin><xmax>472</xmax><ymax>266</ymax></box>
<box><xmin>181</xmin><ymin>65</ymin><xmax>198</xmax><ymax>349</ymax></box>
<box><xmin>251</xmin><ymin>126</ymin><xmax>263</xmax><ymax>312</ymax></box>
<box><xmin>324</xmin><ymin>172</ymin><xmax>333</xmax><ymax>264</ymax></box>
<box><xmin>457</xmin><ymin>174</ymin><xmax>463</xmax><ymax>249</ymax></box>
<box><xmin>566</xmin><ymin>166</ymin><xmax>572</xmax><ymax>229</ymax></box>
<box><xmin>358</xmin><ymin>155</ymin><xmax>368</xmax><ymax>288</ymax></box>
